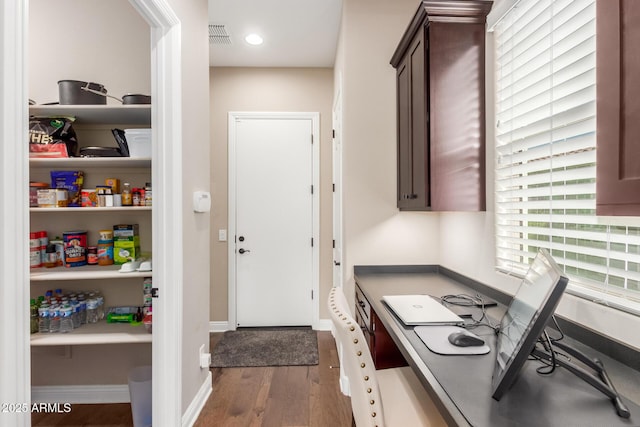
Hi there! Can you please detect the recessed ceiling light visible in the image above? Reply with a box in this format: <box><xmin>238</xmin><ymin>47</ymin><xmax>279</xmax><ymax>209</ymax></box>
<box><xmin>245</xmin><ymin>33</ymin><xmax>264</xmax><ymax>46</ymax></box>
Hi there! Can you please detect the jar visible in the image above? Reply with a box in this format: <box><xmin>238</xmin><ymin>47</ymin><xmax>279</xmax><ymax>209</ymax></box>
<box><xmin>29</xmin><ymin>182</ymin><xmax>49</xmax><ymax>207</ymax></box>
<box><xmin>87</xmin><ymin>246</ymin><xmax>98</xmax><ymax>265</ymax></box>
<box><xmin>97</xmin><ymin>240</ymin><xmax>114</xmax><ymax>266</ymax></box>
<box><xmin>144</xmin><ymin>182</ymin><xmax>152</xmax><ymax>206</ymax></box>
<box><xmin>121</xmin><ymin>183</ymin><xmax>132</xmax><ymax>206</ymax></box>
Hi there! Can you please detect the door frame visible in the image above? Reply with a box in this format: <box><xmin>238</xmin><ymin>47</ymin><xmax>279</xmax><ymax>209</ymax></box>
<box><xmin>228</xmin><ymin>111</ymin><xmax>320</xmax><ymax>330</ymax></box>
<box><xmin>0</xmin><ymin>0</ymin><xmax>184</xmax><ymax>425</ymax></box>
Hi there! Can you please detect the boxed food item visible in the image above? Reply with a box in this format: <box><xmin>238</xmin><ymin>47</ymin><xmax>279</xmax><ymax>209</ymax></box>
<box><xmin>113</xmin><ymin>224</ymin><xmax>140</xmax><ymax>241</ymax></box>
<box><xmin>114</xmin><ymin>240</ymin><xmax>140</xmax><ymax>265</ymax></box>
<box><xmin>50</xmin><ymin>170</ymin><xmax>83</xmax><ymax>206</ymax></box>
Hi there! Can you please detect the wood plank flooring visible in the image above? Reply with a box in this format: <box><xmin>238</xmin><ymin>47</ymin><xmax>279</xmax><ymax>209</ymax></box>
<box><xmin>31</xmin><ymin>331</ymin><xmax>352</xmax><ymax>427</ymax></box>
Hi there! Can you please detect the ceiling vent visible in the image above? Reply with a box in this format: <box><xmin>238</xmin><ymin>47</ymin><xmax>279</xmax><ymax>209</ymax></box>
<box><xmin>209</xmin><ymin>24</ymin><xmax>231</xmax><ymax>45</ymax></box>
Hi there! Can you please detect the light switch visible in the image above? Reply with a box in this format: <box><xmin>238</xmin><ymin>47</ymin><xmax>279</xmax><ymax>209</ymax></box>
<box><xmin>218</xmin><ymin>229</ymin><xmax>227</xmax><ymax>241</ymax></box>
<box><xmin>193</xmin><ymin>191</ymin><xmax>211</xmax><ymax>213</ymax></box>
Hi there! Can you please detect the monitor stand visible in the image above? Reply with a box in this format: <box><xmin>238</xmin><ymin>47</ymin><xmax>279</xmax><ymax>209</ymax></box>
<box><xmin>532</xmin><ymin>339</ymin><xmax>630</xmax><ymax>418</ymax></box>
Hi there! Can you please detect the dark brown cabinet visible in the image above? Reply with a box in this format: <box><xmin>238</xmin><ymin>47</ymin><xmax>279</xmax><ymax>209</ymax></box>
<box><xmin>355</xmin><ymin>284</ymin><xmax>407</xmax><ymax>370</ymax></box>
<box><xmin>391</xmin><ymin>0</ymin><xmax>492</xmax><ymax>211</ymax></box>
<box><xmin>596</xmin><ymin>0</ymin><xmax>640</xmax><ymax>216</ymax></box>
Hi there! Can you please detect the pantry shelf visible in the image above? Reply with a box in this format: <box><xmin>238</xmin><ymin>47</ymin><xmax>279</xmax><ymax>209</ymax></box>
<box><xmin>30</xmin><ymin>206</ymin><xmax>152</xmax><ymax>213</ymax></box>
<box><xmin>30</xmin><ymin>321</ymin><xmax>151</xmax><ymax>346</ymax></box>
<box><xmin>29</xmin><ymin>104</ymin><xmax>151</xmax><ymax>125</ymax></box>
<box><xmin>30</xmin><ymin>265</ymin><xmax>152</xmax><ymax>282</ymax></box>
<box><xmin>29</xmin><ymin>157</ymin><xmax>151</xmax><ymax>168</ymax></box>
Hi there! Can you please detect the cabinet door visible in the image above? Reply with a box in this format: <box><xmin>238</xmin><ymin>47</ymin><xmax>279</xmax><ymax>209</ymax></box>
<box><xmin>396</xmin><ymin>28</ymin><xmax>428</xmax><ymax>210</ymax></box>
<box><xmin>429</xmin><ymin>22</ymin><xmax>486</xmax><ymax>211</ymax></box>
<box><xmin>596</xmin><ymin>0</ymin><xmax>640</xmax><ymax>215</ymax></box>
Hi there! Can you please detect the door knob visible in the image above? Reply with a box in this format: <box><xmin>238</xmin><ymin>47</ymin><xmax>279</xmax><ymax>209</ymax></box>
<box><xmin>238</xmin><ymin>248</ymin><xmax>250</xmax><ymax>254</ymax></box>
<box><xmin>238</xmin><ymin>236</ymin><xmax>245</xmax><ymax>242</ymax></box>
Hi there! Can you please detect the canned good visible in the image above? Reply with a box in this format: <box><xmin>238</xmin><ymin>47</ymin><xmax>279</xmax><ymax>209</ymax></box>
<box><xmin>29</xmin><ymin>182</ymin><xmax>49</xmax><ymax>207</ymax></box>
<box><xmin>29</xmin><ymin>232</ymin><xmax>42</xmax><ymax>268</ymax></box>
<box><xmin>63</xmin><ymin>231</ymin><xmax>87</xmax><ymax>267</ymax></box>
<box><xmin>87</xmin><ymin>246</ymin><xmax>98</xmax><ymax>265</ymax></box>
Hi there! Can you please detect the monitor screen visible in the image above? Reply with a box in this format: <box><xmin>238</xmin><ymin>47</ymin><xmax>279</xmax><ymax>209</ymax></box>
<box><xmin>492</xmin><ymin>249</ymin><xmax>569</xmax><ymax>400</ymax></box>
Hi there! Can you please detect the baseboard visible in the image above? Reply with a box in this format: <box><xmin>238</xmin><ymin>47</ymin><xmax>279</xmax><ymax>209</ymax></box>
<box><xmin>316</xmin><ymin>318</ymin><xmax>332</xmax><ymax>331</ymax></box>
<box><xmin>182</xmin><ymin>371</ymin><xmax>212</xmax><ymax>427</ymax></box>
<box><xmin>32</xmin><ymin>384</ymin><xmax>130</xmax><ymax>404</ymax></box>
<box><xmin>210</xmin><ymin>319</ymin><xmax>332</xmax><ymax>332</ymax></box>
<box><xmin>209</xmin><ymin>321</ymin><xmax>230</xmax><ymax>332</ymax></box>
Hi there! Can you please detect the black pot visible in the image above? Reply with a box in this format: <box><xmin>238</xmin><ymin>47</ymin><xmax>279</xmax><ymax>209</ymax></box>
<box><xmin>122</xmin><ymin>94</ymin><xmax>151</xmax><ymax>105</ymax></box>
<box><xmin>58</xmin><ymin>80</ymin><xmax>107</xmax><ymax>105</ymax></box>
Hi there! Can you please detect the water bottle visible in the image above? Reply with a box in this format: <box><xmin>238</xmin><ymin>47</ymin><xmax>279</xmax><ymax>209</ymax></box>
<box><xmin>95</xmin><ymin>292</ymin><xmax>105</xmax><ymax>320</ymax></box>
<box><xmin>86</xmin><ymin>299</ymin><xmax>98</xmax><ymax>324</ymax></box>
<box><xmin>49</xmin><ymin>305</ymin><xmax>61</xmax><ymax>333</ymax></box>
<box><xmin>59</xmin><ymin>305</ymin><xmax>74</xmax><ymax>333</ymax></box>
<box><xmin>78</xmin><ymin>294</ymin><xmax>87</xmax><ymax>324</ymax></box>
<box><xmin>38</xmin><ymin>303</ymin><xmax>50</xmax><ymax>333</ymax></box>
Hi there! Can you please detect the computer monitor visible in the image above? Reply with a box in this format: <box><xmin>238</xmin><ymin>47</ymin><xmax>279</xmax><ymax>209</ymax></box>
<box><xmin>491</xmin><ymin>248</ymin><xmax>569</xmax><ymax>400</ymax></box>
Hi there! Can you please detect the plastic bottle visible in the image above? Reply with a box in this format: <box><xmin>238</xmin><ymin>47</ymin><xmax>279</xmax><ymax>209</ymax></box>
<box><xmin>38</xmin><ymin>303</ymin><xmax>50</xmax><ymax>333</ymax></box>
<box><xmin>30</xmin><ymin>299</ymin><xmax>39</xmax><ymax>334</ymax></box>
<box><xmin>49</xmin><ymin>305</ymin><xmax>61</xmax><ymax>333</ymax></box>
<box><xmin>122</xmin><ymin>182</ymin><xmax>133</xmax><ymax>206</ymax></box>
<box><xmin>94</xmin><ymin>291</ymin><xmax>105</xmax><ymax>320</ymax></box>
<box><xmin>45</xmin><ymin>290</ymin><xmax>53</xmax><ymax>304</ymax></box>
<box><xmin>144</xmin><ymin>182</ymin><xmax>152</xmax><ymax>206</ymax></box>
<box><xmin>59</xmin><ymin>305</ymin><xmax>74</xmax><ymax>333</ymax></box>
<box><xmin>86</xmin><ymin>298</ymin><xmax>98</xmax><ymax>324</ymax></box>
<box><xmin>78</xmin><ymin>294</ymin><xmax>87</xmax><ymax>324</ymax></box>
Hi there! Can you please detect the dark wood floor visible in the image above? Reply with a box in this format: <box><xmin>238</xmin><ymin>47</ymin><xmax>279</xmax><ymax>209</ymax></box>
<box><xmin>31</xmin><ymin>331</ymin><xmax>352</xmax><ymax>427</ymax></box>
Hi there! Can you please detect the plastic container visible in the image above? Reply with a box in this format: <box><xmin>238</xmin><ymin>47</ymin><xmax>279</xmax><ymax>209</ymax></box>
<box><xmin>128</xmin><ymin>366</ymin><xmax>152</xmax><ymax>427</ymax></box>
<box><xmin>124</xmin><ymin>129</ymin><xmax>151</xmax><ymax>158</ymax></box>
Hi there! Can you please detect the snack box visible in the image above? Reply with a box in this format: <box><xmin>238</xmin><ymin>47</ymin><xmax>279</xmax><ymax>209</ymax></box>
<box><xmin>113</xmin><ymin>224</ymin><xmax>139</xmax><ymax>241</ymax></box>
<box><xmin>114</xmin><ymin>240</ymin><xmax>140</xmax><ymax>264</ymax></box>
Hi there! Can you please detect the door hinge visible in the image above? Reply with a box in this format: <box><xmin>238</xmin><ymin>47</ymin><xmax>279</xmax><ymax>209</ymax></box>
<box><xmin>333</xmin><ymin>239</ymin><xmax>335</xmax><ymax>249</ymax></box>
<box><xmin>151</xmin><ymin>288</ymin><xmax>159</xmax><ymax>298</ymax></box>
<box><xmin>311</xmin><ymin>185</ymin><xmax>314</xmax><ymax>195</ymax></box>
<box><xmin>332</xmin><ymin>183</ymin><xmax>335</xmax><ymax>192</ymax></box>
<box><xmin>311</xmin><ymin>134</ymin><xmax>314</xmax><ymax>144</ymax></box>
<box><xmin>332</xmin><ymin>129</ymin><xmax>335</xmax><ymax>138</ymax></box>
<box><xmin>311</xmin><ymin>237</ymin><xmax>314</xmax><ymax>247</ymax></box>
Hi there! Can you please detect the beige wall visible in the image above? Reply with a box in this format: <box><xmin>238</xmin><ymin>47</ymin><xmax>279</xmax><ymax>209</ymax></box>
<box><xmin>209</xmin><ymin>67</ymin><xmax>334</xmax><ymax>322</ymax></box>
<box><xmin>336</xmin><ymin>0</ymin><xmax>441</xmax><ymax>302</ymax></box>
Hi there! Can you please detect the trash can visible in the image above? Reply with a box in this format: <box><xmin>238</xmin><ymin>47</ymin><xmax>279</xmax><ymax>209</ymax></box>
<box><xmin>128</xmin><ymin>365</ymin><xmax>152</xmax><ymax>427</ymax></box>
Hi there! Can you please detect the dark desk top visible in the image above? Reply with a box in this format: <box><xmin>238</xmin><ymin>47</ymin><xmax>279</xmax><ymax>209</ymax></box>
<box><xmin>354</xmin><ymin>266</ymin><xmax>640</xmax><ymax>427</ymax></box>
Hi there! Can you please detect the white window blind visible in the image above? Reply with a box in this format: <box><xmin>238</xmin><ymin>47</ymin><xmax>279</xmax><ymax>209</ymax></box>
<box><xmin>494</xmin><ymin>0</ymin><xmax>640</xmax><ymax>315</ymax></box>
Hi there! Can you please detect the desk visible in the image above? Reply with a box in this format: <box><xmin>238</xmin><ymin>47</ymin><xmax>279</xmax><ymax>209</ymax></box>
<box><xmin>354</xmin><ymin>266</ymin><xmax>640</xmax><ymax>427</ymax></box>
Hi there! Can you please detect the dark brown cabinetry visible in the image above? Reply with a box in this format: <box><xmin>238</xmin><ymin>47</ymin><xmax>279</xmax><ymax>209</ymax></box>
<box><xmin>596</xmin><ymin>0</ymin><xmax>640</xmax><ymax>216</ymax></box>
<box><xmin>355</xmin><ymin>284</ymin><xmax>407</xmax><ymax>370</ymax></box>
<box><xmin>391</xmin><ymin>0</ymin><xmax>492</xmax><ymax>211</ymax></box>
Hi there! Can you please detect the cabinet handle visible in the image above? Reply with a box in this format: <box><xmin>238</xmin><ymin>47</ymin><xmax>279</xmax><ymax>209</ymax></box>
<box><xmin>358</xmin><ymin>301</ymin><xmax>366</xmax><ymax>308</ymax></box>
<box><xmin>409</xmin><ymin>193</ymin><xmax>418</xmax><ymax>199</ymax></box>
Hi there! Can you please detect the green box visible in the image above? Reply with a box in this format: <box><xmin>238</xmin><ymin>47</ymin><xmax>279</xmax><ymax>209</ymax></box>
<box><xmin>114</xmin><ymin>240</ymin><xmax>141</xmax><ymax>265</ymax></box>
<box><xmin>113</xmin><ymin>224</ymin><xmax>139</xmax><ymax>241</ymax></box>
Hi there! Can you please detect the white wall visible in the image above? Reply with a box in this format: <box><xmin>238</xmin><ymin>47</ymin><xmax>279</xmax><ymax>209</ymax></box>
<box><xmin>336</xmin><ymin>0</ymin><xmax>441</xmax><ymax>301</ymax></box>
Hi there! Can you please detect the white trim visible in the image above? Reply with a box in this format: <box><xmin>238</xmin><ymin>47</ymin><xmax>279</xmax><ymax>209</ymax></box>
<box><xmin>32</xmin><ymin>385</ymin><xmax>131</xmax><ymax>404</ymax></box>
<box><xmin>0</xmin><ymin>0</ymin><xmax>31</xmax><ymax>426</ymax></box>
<box><xmin>134</xmin><ymin>1</ymin><xmax>185</xmax><ymax>425</ymax></box>
<box><xmin>209</xmin><ymin>321</ymin><xmax>231</xmax><ymax>332</ymax></box>
<box><xmin>181</xmin><ymin>372</ymin><xmax>212</xmax><ymax>427</ymax></box>
<box><xmin>316</xmin><ymin>319</ymin><xmax>333</xmax><ymax>331</ymax></box>
<box><xmin>227</xmin><ymin>112</ymin><xmax>321</xmax><ymax>330</ymax></box>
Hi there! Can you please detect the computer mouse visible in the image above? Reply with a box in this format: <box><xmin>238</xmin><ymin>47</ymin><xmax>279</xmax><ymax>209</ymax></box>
<box><xmin>448</xmin><ymin>331</ymin><xmax>485</xmax><ymax>347</ymax></box>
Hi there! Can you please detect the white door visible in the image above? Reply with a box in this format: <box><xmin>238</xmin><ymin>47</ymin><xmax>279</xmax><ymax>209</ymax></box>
<box><xmin>234</xmin><ymin>117</ymin><xmax>314</xmax><ymax>327</ymax></box>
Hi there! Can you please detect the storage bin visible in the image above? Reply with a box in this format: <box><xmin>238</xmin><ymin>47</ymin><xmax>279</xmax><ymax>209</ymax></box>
<box><xmin>125</xmin><ymin>129</ymin><xmax>152</xmax><ymax>158</ymax></box>
<box><xmin>128</xmin><ymin>365</ymin><xmax>152</xmax><ymax>427</ymax></box>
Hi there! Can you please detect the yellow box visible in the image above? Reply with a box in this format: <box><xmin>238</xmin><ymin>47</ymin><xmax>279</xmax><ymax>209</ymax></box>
<box><xmin>105</xmin><ymin>178</ymin><xmax>121</xmax><ymax>194</ymax></box>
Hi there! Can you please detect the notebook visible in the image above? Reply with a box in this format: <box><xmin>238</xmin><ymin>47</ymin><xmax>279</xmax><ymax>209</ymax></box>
<box><xmin>382</xmin><ymin>294</ymin><xmax>464</xmax><ymax>326</ymax></box>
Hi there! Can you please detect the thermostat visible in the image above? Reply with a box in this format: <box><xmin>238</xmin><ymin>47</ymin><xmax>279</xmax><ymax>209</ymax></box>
<box><xmin>193</xmin><ymin>191</ymin><xmax>211</xmax><ymax>213</ymax></box>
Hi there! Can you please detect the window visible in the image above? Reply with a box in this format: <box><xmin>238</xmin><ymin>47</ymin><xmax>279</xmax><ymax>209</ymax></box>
<box><xmin>494</xmin><ymin>0</ymin><xmax>640</xmax><ymax>315</ymax></box>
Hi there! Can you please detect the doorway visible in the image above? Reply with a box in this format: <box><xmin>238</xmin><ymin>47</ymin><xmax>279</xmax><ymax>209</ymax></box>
<box><xmin>228</xmin><ymin>112</ymin><xmax>320</xmax><ymax>328</ymax></box>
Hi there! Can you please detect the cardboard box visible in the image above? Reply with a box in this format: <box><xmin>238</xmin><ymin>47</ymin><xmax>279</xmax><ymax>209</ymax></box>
<box><xmin>114</xmin><ymin>240</ymin><xmax>141</xmax><ymax>265</ymax></box>
<box><xmin>113</xmin><ymin>224</ymin><xmax>139</xmax><ymax>241</ymax></box>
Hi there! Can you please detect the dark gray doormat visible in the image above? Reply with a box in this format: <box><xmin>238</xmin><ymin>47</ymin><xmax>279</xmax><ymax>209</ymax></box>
<box><xmin>210</xmin><ymin>328</ymin><xmax>319</xmax><ymax>368</ymax></box>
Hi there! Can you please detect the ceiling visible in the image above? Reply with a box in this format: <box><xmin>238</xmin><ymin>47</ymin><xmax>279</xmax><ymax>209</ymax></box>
<box><xmin>208</xmin><ymin>0</ymin><xmax>343</xmax><ymax>68</ymax></box>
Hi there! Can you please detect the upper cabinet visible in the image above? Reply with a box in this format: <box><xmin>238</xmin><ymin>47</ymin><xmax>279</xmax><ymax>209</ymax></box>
<box><xmin>596</xmin><ymin>1</ymin><xmax>640</xmax><ymax>216</ymax></box>
<box><xmin>391</xmin><ymin>0</ymin><xmax>492</xmax><ymax>211</ymax></box>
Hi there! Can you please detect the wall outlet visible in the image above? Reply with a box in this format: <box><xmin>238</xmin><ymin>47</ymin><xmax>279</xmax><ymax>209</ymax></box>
<box><xmin>199</xmin><ymin>344</ymin><xmax>211</xmax><ymax>369</ymax></box>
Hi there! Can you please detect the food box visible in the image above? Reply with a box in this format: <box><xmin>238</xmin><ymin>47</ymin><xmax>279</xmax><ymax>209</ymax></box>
<box><xmin>114</xmin><ymin>240</ymin><xmax>140</xmax><ymax>264</ymax></box>
<box><xmin>50</xmin><ymin>170</ymin><xmax>84</xmax><ymax>207</ymax></box>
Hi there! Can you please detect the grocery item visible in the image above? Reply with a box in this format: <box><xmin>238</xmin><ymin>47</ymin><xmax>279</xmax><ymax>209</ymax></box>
<box><xmin>28</xmin><ymin>116</ymin><xmax>79</xmax><ymax>158</ymax></box>
<box><xmin>122</xmin><ymin>182</ymin><xmax>132</xmax><ymax>206</ymax></box>
<box><xmin>29</xmin><ymin>182</ymin><xmax>49</xmax><ymax>207</ymax></box>
<box><xmin>50</xmin><ymin>170</ymin><xmax>84</xmax><ymax>206</ymax></box>
<box><xmin>63</xmin><ymin>231</ymin><xmax>87</xmax><ymax>267</ymax></box>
